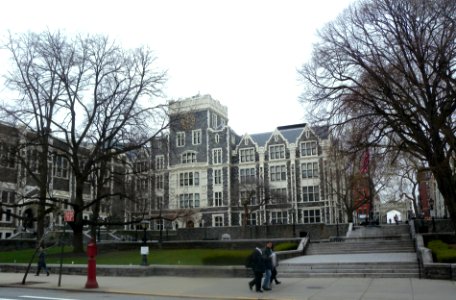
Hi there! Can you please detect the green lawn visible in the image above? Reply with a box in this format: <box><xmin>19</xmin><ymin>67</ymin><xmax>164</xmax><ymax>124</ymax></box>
<box><xmin>0</xmin><ymin>247</ymin><xmax>252</xmax><ymax>266</ymax></box>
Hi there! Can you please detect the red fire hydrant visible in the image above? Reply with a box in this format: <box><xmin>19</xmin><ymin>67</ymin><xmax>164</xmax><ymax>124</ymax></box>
<box><xmin>85</xmin><ymin>239</ymin><xmax>99</xmax><ymax>288</ymax></box>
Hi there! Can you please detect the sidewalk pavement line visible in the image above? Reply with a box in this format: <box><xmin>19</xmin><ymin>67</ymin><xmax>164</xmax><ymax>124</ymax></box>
<box><xmin>1</xmin><ymin>282</ymin><xmax>285</xmax><ymax>300</ymax></box>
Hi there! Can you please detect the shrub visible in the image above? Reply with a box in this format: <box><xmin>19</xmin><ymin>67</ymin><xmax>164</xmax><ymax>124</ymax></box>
<box><xmin>428</xmin><ymin>240</ymin><xmax>448</xmax><ymax>251</ymax></box>
<box><xmin>201</xmin><ymin>250</ymin><xmax>251</xmax><ymax>266</ymax></box>
<box><xmin>274</xmin><ymin>242</ymin><xmax>298</xmax><ymax>251</ymax></box>
<box><xmin>427</xmin><ymin>239</ymin><xmax>456</xmax><ymax>263</ymax></box>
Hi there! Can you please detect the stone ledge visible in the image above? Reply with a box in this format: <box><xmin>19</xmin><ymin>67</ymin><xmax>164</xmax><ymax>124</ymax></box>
<box><xmin>0</xmin><ymin>263</ymin><xmax>253</xmax><ymax>278</ymax></box>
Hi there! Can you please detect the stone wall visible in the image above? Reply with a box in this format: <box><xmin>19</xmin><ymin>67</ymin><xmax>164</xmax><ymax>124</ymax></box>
<box><xmin>175</xmin><ymin>223</ymin><xmax>348</xmax><ymax>241</ymax></box>
<box><xmin>415</xmin><ymin>231</ymin><xmax>456</xmax><ymax>281</ymax></box>
<box><xmin>0</xmin><ymin>223</ymin><xmax>347</xmax><ymax>251</ymax></box>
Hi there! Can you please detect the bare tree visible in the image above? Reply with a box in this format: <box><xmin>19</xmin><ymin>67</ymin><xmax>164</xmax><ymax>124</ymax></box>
<box><xmin>234</xmin><ymin>176</ymin><xmax>288</xmax><ymax>227</ymax></box>
<box><xmin>299</xmin><ymin>0</ymin><xmax>456</xmax><ymax>231</ymax></box>
<box><xmin>2</xmin><ymin>31</ymin><xmax>168</xmax><ymax>252</ymax></box>
<box><xmin>1</xmin><ymin>31</ymin><xmax>67</xmax><ymax>243</ymax></box>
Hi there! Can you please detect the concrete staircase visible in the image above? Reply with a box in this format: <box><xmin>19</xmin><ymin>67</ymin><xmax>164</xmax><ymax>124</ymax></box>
<box><xmin>279</xmin><ymin>224</ymin><xmax>420</xmax><ymax>278</ymax></box>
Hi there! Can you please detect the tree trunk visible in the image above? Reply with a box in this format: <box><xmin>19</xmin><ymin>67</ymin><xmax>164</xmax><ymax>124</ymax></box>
<box><xmin>72</xmin><ymin>178</ymin><xmax>86</xmax><ymax>253</ymax></box>
<box><xmin>72</xmin><ymin>224</ymin><xmax>85</xmax><ymax>253</ymax></box>
<box><xmin>433</xmin><ymin>165</ymin><xmax>456</xmax><ymax>234</ymax></box>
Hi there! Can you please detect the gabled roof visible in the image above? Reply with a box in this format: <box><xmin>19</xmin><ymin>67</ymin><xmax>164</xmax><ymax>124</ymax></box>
<box><xmin>250</xmin><ymin>132</ymin><xmax>271</xmax><ymax>146</ymax></box>
<box><xmin>243</xmin><ymin>123</ymin><xmax>329</xmax><ymax>147</ymax></box>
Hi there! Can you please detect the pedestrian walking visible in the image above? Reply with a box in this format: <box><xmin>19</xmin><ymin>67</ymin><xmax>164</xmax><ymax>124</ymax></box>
<box><xmin>262</xmin><ymin>241</ymin><xmax>273</xmax><ymax>291</ymax></box>
<box><xmin>247</xmin><ymin>244</ymin><xmax>266</xmax><ymax>293</ymax></box>
<box><xmin>270</xmin><ymin>246</ymin><xmax>281</xmax><ymax>285</ymax></box>
<box><xmin>35</xmin><ymin>247</ymin><xmax>50</xmax><ymax>276</ymax></box>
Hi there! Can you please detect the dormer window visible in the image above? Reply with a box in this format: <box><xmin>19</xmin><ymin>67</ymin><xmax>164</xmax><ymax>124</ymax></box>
<box><xmin>269</xmin><ymin>144</ymin><xmax>285</xmax><ymax>160</ymax></box>
<box><xmin>300</xmin><ymin>141</ymin><xmax>317</xmax><ymax>156</ymax></box>
<box><xmin>181</xmin><ymin>152</ymin><xmax>197</xmax><ymax>164</ymax></box>
<box><xmin>240</xmin><ymin>148</ymin><xmax>255</xmax><ymax>163</ymax></box>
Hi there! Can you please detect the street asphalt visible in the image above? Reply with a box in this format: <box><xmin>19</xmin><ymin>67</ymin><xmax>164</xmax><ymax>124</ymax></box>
<box><xmin>1</xmin><ymin>253</ymin><xmax>455</xmax><ymax>300</ymax></box>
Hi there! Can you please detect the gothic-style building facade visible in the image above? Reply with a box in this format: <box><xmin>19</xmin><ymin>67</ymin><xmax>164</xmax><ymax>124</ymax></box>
<box><xmin>127</xmin><ymin>94</ymin><xmax>340</xmax><ymax>231</ymax></box>
<box><xmin>0</xmin><ymin>94</ymin><xmax>341</xmax><ymax>239</ymax></box>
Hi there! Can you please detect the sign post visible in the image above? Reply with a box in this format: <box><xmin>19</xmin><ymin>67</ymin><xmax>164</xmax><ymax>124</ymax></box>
<box><xmin>59</xmin><ymin>210</ymin><xmax>74</xmax><ymax>287</ymax></box>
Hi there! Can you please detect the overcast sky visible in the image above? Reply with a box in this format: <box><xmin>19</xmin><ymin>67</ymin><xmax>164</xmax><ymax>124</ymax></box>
<box><xmin>0</xmin><ymin>0</ymin><xmax>355</xmax><ymax>134</ymax></box>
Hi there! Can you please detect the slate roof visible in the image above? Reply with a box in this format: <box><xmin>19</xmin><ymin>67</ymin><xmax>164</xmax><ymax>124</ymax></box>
<box><xmin>248</xmin><ymin>123</ymin><xmax>329</xmax><ymax>147</ymax></box>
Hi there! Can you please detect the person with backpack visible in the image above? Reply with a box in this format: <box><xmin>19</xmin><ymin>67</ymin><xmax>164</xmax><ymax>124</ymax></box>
<box><xmin>247</xmin><ymin>244</ymin><xmax>266</xmax><ymax>293</ymax></box>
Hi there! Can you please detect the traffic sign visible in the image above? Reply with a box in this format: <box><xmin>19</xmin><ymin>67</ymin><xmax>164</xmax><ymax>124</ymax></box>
<box><xmin>64</xmin><ymin>210</ymin><xmax>74</xmax><ymax>222</ymax></box>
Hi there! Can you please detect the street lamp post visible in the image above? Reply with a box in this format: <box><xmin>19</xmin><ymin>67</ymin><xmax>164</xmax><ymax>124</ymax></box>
<box><xmin>429</xmin><ymin>198</ymin><xmax>435</xmax><ymax>232</ymax></box>
<box><xmin>140</xmin><ymin>221</ymin><xmax>149</xmax><ymax>266</ymax></box>
<box><xmin>290</xmin><ymin>208</ymin><xmax>296</xmax><ymax>237</ymax></box>
<box><xmin>336</xmin><ymin>218</ymin><xmax>340</xmax><ymax>237</ymax></box>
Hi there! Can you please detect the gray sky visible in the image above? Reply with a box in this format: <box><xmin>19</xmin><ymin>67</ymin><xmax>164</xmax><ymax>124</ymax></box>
<box><xmin>0</xmin><ymin>0</ymin><xmax>355</xmax><ymax>134</ymax></box>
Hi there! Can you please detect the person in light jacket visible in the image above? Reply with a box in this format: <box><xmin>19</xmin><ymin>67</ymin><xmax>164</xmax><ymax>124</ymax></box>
<box><xmin>270</xmin><ymin>246</ymin><xmax>281</xmax><ymax>285</ymax></box>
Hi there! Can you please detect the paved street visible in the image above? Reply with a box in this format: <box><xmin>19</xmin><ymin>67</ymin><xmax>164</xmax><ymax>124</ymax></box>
<box><xmin>1</xmin><ymin>271</ymin><xmax>456</xmax><ymax>300</ymax></box>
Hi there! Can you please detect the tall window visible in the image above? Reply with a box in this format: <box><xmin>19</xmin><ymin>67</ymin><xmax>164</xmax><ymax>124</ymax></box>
<box><xmin>0</xmin><ymin>143</ymin><xmax>15</xmax><ymax>168</ymax></box>
<box><xmin>269</xmin><ymin>145</ymin><xmax>285</xmax><ymax>160</ymax></box>
<box><xmin>137</xmin><ymin>178</ymin><xmax>148</xmax><ymax>191</ymax></box>
<box><xmin>240</xmin><ymin>148</ymin><xmax>255</xmax><ymax>163</ymax></box>
<box><xmin>302</xmin><ymin>209</ymin><xmax>321</xmax><ymax>224</ymax></box>
<box><xmin>240</xmin><ymin>191</ymin><xmax>257</xmax><ymax>205</ymax></box>
<box><xmin>211</xmin><ymin>113</ymin><xmax>218</xmax><ymax>128</ymax></box>
<box><xmin>53</xmin><ymin>155</ymin><xmax>69</xmax><ymax>179</ymax></box>
<box><xmin>179</xmin><ymin>172</ymin><xmax>199</xmax><ymax>186</ymax></box>
<box><xmin>179</xmin><ymin>193</ymin><xmax>200</xmax><ymax>208</ymax></box>
<box><xmin>300</xmin><ymin>141</ymin><xmax>317</xmax><ymax>156</ymax></box>
<box><xmin>240</xmin><ymin>168</ymin><xmax>256</xmax><ymax>183</ymax></box>
<box><xmin>302</xmin><ymin>185</ymin><xmax>320</xmax><ymax>202</ymax></box>
<box><xmin>156</xmin><ymin>196</ymin><xmax>164</xmax><ymax>210</ymax></box>
<box><xmin>271</xmin><ymin>211</ymin><xmax>288</xmax><ymax>224</ymax></box>
<box><xmin>213</xmin><ymin>215</ymin><xmax>223</xmax><ymax>227</ymax></box>
<box><xmin>192</xmin><ymin>130</ymin><xmax>202</xmax><ymax>145</ymax></box>
<box><xmin>241</xmin><ymin>212</ymin><xmax>257</xmax><ymax>225</ymax></box>
<box><xmin>270</xmin><ymin>188</ymin><xmax>287</xmax><ymax>202</ymax></box>
<box><xmin>155</xmin><ymin>174</ymin><xmax>164</xmax><ymax>190</ymax></box>
<box><xmin>214</xmin><ymin>169</ymin><xmax>222</xmax><ymax>185</ymax></box>
<box><xmin>301</xmin><ymin>162</ymin><xmax>319</xmax><ymax>178</ymax></box>
<box><xmin>27</xmin><ymin>149</ymin><xmax>40</xmax><ymax>173</ymax></box>
<box><xmin>181</xmin><ymin>152</ymin><xmax>196</xmax><ymax>164</ymax></box>
<box><xmin>2</xmin><ymin>208</ymin><xmax>12</xmax><ymax>222</ymax></box>
<box><xmin>213</xmin><ymin>148</ymin><xmax>222</xmax><ymax>164</ymax></box>
<box><xmin>134</xmin><ymin>160</ymin><xmax>149</xmax><ymax>173</ymax></box>
<box><xmin>176</xmin><ymin>132</ymin><xmax>185</xmax><ymax>147</ymax></box>
<box><xmin>1</xmin><ymin>190</ymin><xmax>15</xmax><ymax>204</ymax></box>
<box><xmin>155</xmin><ymin>155</ymin><xmax>165</xmax><ymax>170</ymax></box>
<box><xmin>213</xmin><ymin>191</ymin><xmax>223</xmax><ymax>207</ymax></box>
<box><xmin>270</xmin><ymin>165</ymin><xmax>286</xmax><ymax>181</ymax></box>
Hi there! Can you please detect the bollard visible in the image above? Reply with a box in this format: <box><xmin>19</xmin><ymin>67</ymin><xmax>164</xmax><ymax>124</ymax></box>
<box><xmin>85</xmin><ymin>239</ymin><xmax>99</xmax><ymax>288</ymax></box>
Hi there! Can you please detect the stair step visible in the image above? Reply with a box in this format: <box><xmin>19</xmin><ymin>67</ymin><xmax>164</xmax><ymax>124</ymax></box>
<box><xmin>279</xmin><ymin>273</ymin><xmax>420</xmax><ymax>278</ymax></box>
<box><xmin>285</xmin><ymin>225</ymin><xmax>419</xmax><ymax>278</ymax></box>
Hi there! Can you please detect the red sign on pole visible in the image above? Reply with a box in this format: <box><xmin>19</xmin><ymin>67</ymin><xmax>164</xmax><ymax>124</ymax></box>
<box><xmin>64</xmin><ymin>210</ymin><xmax>74</xmax><ymax>222</ymax></box>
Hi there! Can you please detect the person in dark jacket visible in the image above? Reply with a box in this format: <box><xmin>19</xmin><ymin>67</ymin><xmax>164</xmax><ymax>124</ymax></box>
<box><xmin>248</xmin><ymin>245</ymin><xmax>266</xmax><ymax>293</ymax></box>
<box><xmin>35</xmin><ymin>247</ymin><xmax>50</xmax><ymax>276</ymax></box>
<box><xmin>262</xmin><ymin>241</ymin><xmax>273</xmax><ymax>290</ymax></box>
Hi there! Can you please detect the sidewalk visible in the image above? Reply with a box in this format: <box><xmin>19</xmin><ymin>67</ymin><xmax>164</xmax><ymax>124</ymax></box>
<box><xmin>1</xmin><ymin>271</ymin><xmax>455</xmax><ymax>300</ymax></box>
